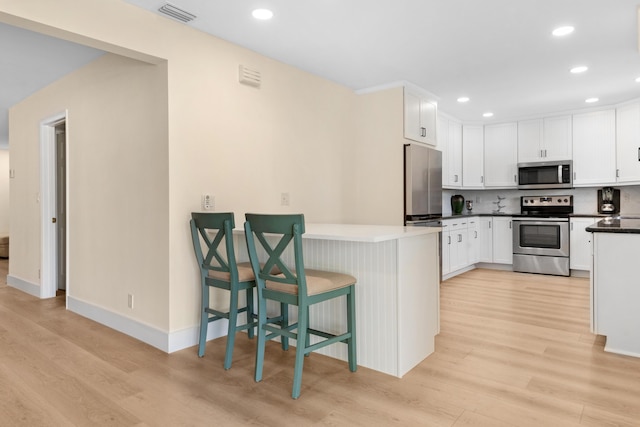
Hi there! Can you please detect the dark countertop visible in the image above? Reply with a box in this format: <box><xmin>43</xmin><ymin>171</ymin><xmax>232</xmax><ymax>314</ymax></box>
<box><xmin>586</xmin><ymin>217</ymin><xmax>640</xmax><ymax>233</ymax></box>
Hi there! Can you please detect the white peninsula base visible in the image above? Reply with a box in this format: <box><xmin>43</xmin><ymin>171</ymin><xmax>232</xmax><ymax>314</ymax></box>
<box><xmin>236</xmin><ymin>224</ymin><xmax>441</xmax><ymax>377</ymax></box>
<box><xmin>591</xmin><ymin>232</ymin><xmax>640</xmax><ymax>358</ymax></box>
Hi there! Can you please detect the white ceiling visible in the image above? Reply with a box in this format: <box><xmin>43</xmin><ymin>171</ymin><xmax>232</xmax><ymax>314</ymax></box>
<box><xmin>0</xmin><ymin>23</ymin><xmax>104</xmax><ymax>149</ymax></box>
<box><xmin>123</xmin><ymin>0</ymin><xmax>640</xmax><ymax>122</ymax></box>
<box><xmin>3</xmin><ymin>1</ymin><xmax>640</xmax><ymax>151</ymax></box>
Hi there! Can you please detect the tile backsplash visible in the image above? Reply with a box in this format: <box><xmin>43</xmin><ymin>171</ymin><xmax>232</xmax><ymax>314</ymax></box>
<box><xmin>442</xmin><ymin>186</ymin><xmax>640</xmax><ymax>216</ymax></box>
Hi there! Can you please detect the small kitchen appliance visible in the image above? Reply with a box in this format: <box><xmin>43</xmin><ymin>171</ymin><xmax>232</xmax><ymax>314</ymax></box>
<box><xmin>597</xmin><ymin>187</ymin><xmax>620</xmax><ymax>214</ymax></box>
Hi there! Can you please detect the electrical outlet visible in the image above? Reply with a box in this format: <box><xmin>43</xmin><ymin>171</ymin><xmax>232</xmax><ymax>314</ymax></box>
<box><xmin>281</xmin><ymin>192</ymin><xmax>290</xmax><ymax>206</ymax></box>
<box><xmin>201</xmin><ymin>194</ymin><xmax>214</xmax><ymax>210</ymax></box>
<box><xmin>128</xmin><ymin>294</ymin><xmax>134</xmax><ymax>309</ymax></box>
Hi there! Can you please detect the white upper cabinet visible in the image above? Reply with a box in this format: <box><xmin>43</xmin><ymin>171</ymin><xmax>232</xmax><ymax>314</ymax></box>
<box><xmin>517</xmin><ymin>116</ymin><xmax>572</xmax><ymax>163</ymax></box>
<box><xmin>462</xmin><ymin>125</ymin><xmax>484</xmax><ymax>188</ymax></box>
<box><xmin>484</xmin><ymin>122</ymin><xmax>518</xmax><ymax>188</ymax></box>
<box><xmin>404</xmin><ymin>86</ymin><xmax>437</xmax><ymax>146</ymax></box>
<box><xmin>572</xmin><ymin>109</ymin><xmax>616</xmax><ymax>186</ymax></box>
<box><xmin>615</xmin><ymin>102</ymin><xmax>640</xmax><ymax>183</ymax></box>
<box><xmin>442</xmin><ymin>117</ymin><xmax>463</xmax><ymax>188</ymax></box>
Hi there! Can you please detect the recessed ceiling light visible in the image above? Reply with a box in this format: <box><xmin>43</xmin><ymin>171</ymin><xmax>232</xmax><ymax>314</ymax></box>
<box><xmin>585</xmin><ymin>97</ymin><xmax>599</xmax><ymax>103</ymax></box>
<box><xmin>570</xmin><ymin>66</ymin><xmax>588</xmax><ymax>74</ymax></box>
<box><xmin>252</xmin><ymin>8</ymin><xmax>273</xmax><ymax>20</ymax></box>
<box><xmin>457</xmin><ymin>97</ymin><xmax>470</xmax><ymax>103</ymax></box>
<box><xmin>552</xmin><ymin>26</ymin><xmax>574</xmax><ymax>37</ymax></box>
<box><xmin>483</xmin><ymin>112</ymin><xmax>494</xmax><ymax>118</ymax></box>
<box><xmin>635</xmin><ymin>76</ymin><xmax>640</xmax><ymax>83</ymax></box>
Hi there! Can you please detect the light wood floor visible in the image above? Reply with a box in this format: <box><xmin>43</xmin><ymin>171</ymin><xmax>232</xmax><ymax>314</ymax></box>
<box><xmin>2</xmin><ymin>263</ymin><xmax>640</xmax><ymax>426</ymax></box>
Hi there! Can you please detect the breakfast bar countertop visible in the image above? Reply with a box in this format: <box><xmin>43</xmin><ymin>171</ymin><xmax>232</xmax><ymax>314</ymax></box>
<box><xmin>236</xmin><ymin>223</ymin><xmax>441</xmax><ymax>243</ymax></box>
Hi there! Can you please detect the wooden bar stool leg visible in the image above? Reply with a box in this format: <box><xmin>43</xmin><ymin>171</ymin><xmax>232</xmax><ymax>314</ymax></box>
<box><xmin>280</xmin><ymin>302</ymin><xmax>289</xmax><ymax>351</ymax></box>
<box><xmin>198</xmin><ymin>284</ymin><xmax>209</xmax><ymax>358</ymax></box>
<box><xmin>224</xmin><ymin>287</ymin><xmax>239</xmax><ymax>370</ymax></box>
<box><xmin>246</xmin><ymin>288</ymin><xmax>255</xmax><ymax>339</ymax></box>
<box><xmin>347</xmin><ymin>287</ymin><xmax>357</xmax><ymax>372</ymax></box>
<box><xmin>254</xmin><ymin>296</ymin><xmax>268</xmax><ymax>382</ymax></box>
<box><xmin>292</xmin><ymin>309</ymin><xmax>308</xmax><ymax>399</ymax></box>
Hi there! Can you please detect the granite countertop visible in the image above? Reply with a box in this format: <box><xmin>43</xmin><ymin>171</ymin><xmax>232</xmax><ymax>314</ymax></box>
<box><xmin>586</xmin><ymin>217</ymin><xmax>640</xmax><ymax>233</ymax></box>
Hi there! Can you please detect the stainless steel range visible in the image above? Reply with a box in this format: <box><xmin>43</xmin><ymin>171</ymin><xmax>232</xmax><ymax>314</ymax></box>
<box><xmin>512</xmin><ymin>195</ymin><xmax>573</xmax><ymax>276</ymax></box>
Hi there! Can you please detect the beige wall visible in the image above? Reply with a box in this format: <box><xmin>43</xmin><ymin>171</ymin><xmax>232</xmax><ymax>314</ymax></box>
<box><xmin>2</xmin><ymin>0</ymin><xmax>373</xmax><ymax>338</ymax></box>
<box><xmin>348</xmin><ymin>88</ymin><xmax>406</xmax><ymax>225</ymax></box>
<box><xmin>9</xmin><ymin>53</ymin><xmax>170</xmax><ymax>327</ymax></box>
<box><xmin>0</xmin><ymin>149</ymin><xmax>9</xmax><ymax>233</ymax></box>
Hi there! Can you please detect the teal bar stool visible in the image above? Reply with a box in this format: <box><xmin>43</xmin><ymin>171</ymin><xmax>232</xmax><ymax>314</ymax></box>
<box><xmin>190</xmin><ymin>212</ymin><xmax>257</xmax><ymax>370</ymax></box>
<box><xmin>244</xmin><ymin>213</ymin><xmax>357</xmax><ymax>399</ymax></box>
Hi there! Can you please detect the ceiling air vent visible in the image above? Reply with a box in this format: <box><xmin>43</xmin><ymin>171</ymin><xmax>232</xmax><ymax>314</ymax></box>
<box><xmin>158</xmin><ymin>3</ymin><xmax>196</xmax><ymax>23</ymax></box>
<box><xmin>239</xmin><ymin>65</ymin><xmax>261</xmax><ymax>88</ymax></box>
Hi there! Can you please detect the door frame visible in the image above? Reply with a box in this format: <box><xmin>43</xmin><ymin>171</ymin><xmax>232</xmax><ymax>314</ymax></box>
<box><xmin>40</xmin><ymin>111</ymin><xmax>68</xmax><ymax>300</ymax></box>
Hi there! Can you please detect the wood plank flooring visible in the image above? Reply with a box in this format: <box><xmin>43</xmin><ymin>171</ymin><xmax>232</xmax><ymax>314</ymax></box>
<box><xmin>1</xmin><ymin>263</ymin><xmax>640</xmax><ymax>426</ymax></box>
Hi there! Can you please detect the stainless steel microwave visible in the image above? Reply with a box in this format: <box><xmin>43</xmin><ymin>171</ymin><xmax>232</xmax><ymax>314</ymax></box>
<box><xmin>517</xmin><ymin>161</ymin><xmax>572</xmax><ymax>189</ymax></box>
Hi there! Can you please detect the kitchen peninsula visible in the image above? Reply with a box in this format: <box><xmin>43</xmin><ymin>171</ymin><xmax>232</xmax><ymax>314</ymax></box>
<box><xmin>588</xmin><ymin>217</ymin><xmax>640</xmax><ymax>358</ymax></box>
<box><xmin>235</xmin><ymin>223</ymin><xmax>440</xmax><ymax>377</ymax></box>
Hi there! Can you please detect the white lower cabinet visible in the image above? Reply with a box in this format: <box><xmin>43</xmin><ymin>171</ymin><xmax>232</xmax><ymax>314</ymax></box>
<box><xmin>478</xmin><ymin>217</ymin><xmax>494</xmax><ymax>262</ymax></box>
<box><xmin>441</xmin><ymin>218</ymin><xmax>468</xmax><ymax>276</ymax></box>
<box><xmin>570</xmin><ymin>217</ymin><xmax>598</xmax><ymax>271</ymax></box>
<box><xmin>492</xmin><ymin>217</ymin><xmax>513</xmax><ymax>264</ymax></box>
<box><xmin>442</xmin><ymin>216</ymin><xmax>513</xmax><ymax>279</ymax></box>
<box><xmin>467</xmin><ymin>218</ymin><xmax>480</xmax><ymax>264</ymax></box>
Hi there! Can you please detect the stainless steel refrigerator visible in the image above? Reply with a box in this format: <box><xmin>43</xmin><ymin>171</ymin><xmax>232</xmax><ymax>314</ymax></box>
<box><xmin>404</xmin><ymin>143</ymin><xmax>442</xmax><ymax>224</ymax></box>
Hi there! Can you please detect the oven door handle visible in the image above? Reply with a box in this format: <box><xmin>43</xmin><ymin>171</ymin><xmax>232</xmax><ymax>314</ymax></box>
<box><xmin>513</xmin><ymin>218</ymin><xmax>569</xmax><ymax>224</ymax></box>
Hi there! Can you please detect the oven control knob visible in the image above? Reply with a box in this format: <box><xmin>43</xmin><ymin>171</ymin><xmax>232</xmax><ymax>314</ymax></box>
<box><xmin>564</xmin><ymin>198</ymin><xmax>568</xmax><ymax>203</ymax></box>
<box><xmin>524</xmin><ymin>200</ymin><xmax>528</xmax><ymax>203</ymax></box>
<box><xmin>558</xmin><ymin>199</ymin><xmax>562</xmax><ymax>203</ymax></box>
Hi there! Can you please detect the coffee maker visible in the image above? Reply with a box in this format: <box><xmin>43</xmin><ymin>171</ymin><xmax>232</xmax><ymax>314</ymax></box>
<box><xmin>597</xmin><ymin>187</ymin><xmax>620</xmax><ymax>214</ymax></box>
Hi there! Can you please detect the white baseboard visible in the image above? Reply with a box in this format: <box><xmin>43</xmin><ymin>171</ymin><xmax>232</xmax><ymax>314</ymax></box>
<box><xmin>67</xmin><ymin>296</ymin><xmax>229</xmax><ymax>353</ymax></box>
<box><xmin>7</xmin><ymin>275</ymin><xmax>40</xmax><ymax>297</ymax></box>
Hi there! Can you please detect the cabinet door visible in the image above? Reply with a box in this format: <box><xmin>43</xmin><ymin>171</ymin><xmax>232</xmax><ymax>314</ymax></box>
<box><xmin>492</xmin><ymin>217</ymin><xmax>513</xmax><ymax>264</ymax></box>
<box><xmin>462</xmin><ymin>125</ymin><xmax>484</xmax><ymax>188</ymax></box>
<box><xmin>572</xmin><ymin>110</ymin><xmax>616</xmax><ymax>186</ymax></box>
<box><xmin>439</xmin><ymin>116</ymin><xmax>450</xmax><ymax>185</ymax></box>
<box><xmin>467</xmin><ymin>218</ymin><xmax>479</xmax><ymax>264</ymax></box>
<box><xmin>404</xmin><ymin>87</ymin><xmax>437</xmax><ymax>146</ymax></box>
<box><xmin>446</xmin><ymin>121</ymin><xmax>463</xmax><ymax>188</ymax></box>
<box><xmin>543</xmin><ymin>115</ymin><xmax>572</xmax><ymax>161</ymax></box>
<box><xmin>478</xmin><ymin>217</ymin><xmax>493</xmax><ymax>263</ymax></box>
<box><xmin>570</xmin><ymin>217</ymin><xmax>597</xmax><ymax>271</ymax></box>
<box><xmin>616</xmin><ymin>102</ymin><xmax>640</xmax><ymax>183</ymax></box>
<box><xmin>517</xmin><ymin>119</ymin><xmax>543</xmax><ymax>163</ymax></box>
<box><xmin>484</xmin><ymin>123</ymin><xmax>518</xmax><ymax>188</ymax></box>
<box><xmin>450</xmin><ymin>228</ymin><xmax>469</xmax><ymax>272</ymax></box>
<box><xmin>441</xmin><ymin>227</ymin><xmax>451</xmax><ymax>275</ymax></box>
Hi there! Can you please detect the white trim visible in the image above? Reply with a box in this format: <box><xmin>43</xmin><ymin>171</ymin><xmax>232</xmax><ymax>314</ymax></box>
<box><xmin>39</xmin><ymin>111</ymin><xmax>67</xmax><ymax>299</ymax></box>
<box><xmin>67</xmin><ymin>296</ymin><xmax>228</xmax><ymax>353</ymax></box>
<box><xmin>7</xmin><ymin>275</ymin><xmax>40</xmax><ymax>297</ymax></box>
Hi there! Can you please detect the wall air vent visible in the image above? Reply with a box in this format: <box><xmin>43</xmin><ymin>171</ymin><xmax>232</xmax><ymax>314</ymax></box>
<box><xmin>158</xmin><ymin>3</ymin><xmax>196</xmax><ymax>23</ymax></box>
<box><xmin>239</xmin><ymin>65</ymin><xmax>261</xmax><ymax>88</ymax></box>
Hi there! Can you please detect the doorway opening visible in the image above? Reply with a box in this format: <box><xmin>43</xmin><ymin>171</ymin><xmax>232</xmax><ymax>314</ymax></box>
<box><xmin>40</xmin><ymin>112</ymin><xmax>67</xmax><ymax>300</ymax></box>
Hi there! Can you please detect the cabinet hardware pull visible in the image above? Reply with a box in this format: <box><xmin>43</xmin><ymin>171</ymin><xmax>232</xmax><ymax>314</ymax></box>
<box><xmin>514</xmin><ymin>174</ymin><xmax>517</xmax><ymax>182</ymax></box>
<box><xmin>481</xmin><ymin>176</ymin><xmax>484</xmax><ymax>183</ymax></box>
<box><xmin>616</xmin><ymin>169</ymin><xmax>620</xmax><ymax>178</ymax></box>
<box><xmin>421</xmin><ymin>127</ymin><xmax>427</xmax><ymax>137</ymax></box>
<box><xmin>509</xmin><ymin>221</ymin><xmax>512</xmax><ymax>229</ymax></box>
<box><xmin>448</xmin><ymin>236</ymin><xmax>451</xmax><ymax>245</ymax></box>
<box><xmin>475</xmin><ymin>231</ymin><xmax>478</xmax><ymax>238</ymax></box>
<box><xmin>458</xmin><ymin>234</ymin><xmax>462</xmax><ymax>242</ymax></box>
